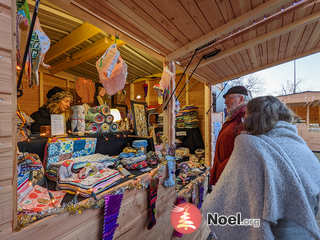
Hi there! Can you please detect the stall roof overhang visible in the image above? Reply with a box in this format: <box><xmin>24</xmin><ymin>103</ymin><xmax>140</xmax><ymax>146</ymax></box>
<box><xmin>38</xmin><ymin>0</ymin><xmax>320</xmax><ymax>85</ymax></box>
<box><xmin>278</xmin><ymin>91</ymin><xmax>320</xmax><ymax>106</ymax></box>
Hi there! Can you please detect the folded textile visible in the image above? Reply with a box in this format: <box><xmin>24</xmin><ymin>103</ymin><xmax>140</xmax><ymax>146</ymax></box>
<box><xmin>101</xmin><ymin>123</ymin><xmax>110</xmax><ymax>133</ymax></box>
<box><xmin>85</xmin><ymin>122</ymin><xmax>101</xmax><ymax>132</ymax></box>
<box><xmin>71</xmin><ymin>105</ymin><xmax>86</xmax><ymax>133</ymax></box>
<box><xmin>85</xmin><ymin>113</ymin><xmax>105</xmax><ymax>124</ymax></box>
<box><xmin>57</xmin><ymin>161</ymin><xmax>121</xmax><ymax>197</ymax></box>
<box><xmin>101</xmin><ymin>105</ymin><xmax>110</xmax><ymax>116</ymax></box>
<box><xmin>121</xmin><ymin>155</ymin><xmax>146</xmax><ymax>166</ymax></box>
<box><xmin>18</xmin><ymin>185</ymin><xmax>65</xmax><ymax>213</ymax></box>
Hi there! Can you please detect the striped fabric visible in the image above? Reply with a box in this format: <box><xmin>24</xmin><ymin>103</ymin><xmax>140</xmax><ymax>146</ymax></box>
<box><xmin>75</xmin><ymin>77</ymin><xmax>95</xmax><ymax>103</ymax></box>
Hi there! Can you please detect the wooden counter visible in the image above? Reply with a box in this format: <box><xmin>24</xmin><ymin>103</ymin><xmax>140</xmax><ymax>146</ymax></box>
<box><xmin>2</xmin><ymin>165</ymin><xmax>210</xmax><ymax>240</ymax></box>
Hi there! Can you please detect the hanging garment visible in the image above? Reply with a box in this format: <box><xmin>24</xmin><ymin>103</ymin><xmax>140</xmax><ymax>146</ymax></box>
<box><xmin>33</xmin><ymin>13</ymin><xmax>51</xmax><ymax>68</ymax></box>
<box><xmin>16</xmin><ymin>11</ymin><xmax>29</xmax><ymax>68</ymax></box>
<box><xmin>29</xmin><ymin>31</ymin><xmax>41</xmax><ymax>87</ymax></box>
<box><xmin>75</xmin><ymin>77</ymin><xmax>96</xmax><ymax>104</ymax></box>
<box><xmin>96</xmin><ymin>44</ymin><xmax>127</xmax><ymax>96</ymax></box>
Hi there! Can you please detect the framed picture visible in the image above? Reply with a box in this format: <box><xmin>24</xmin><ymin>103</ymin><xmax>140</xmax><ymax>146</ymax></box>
<box><xmin>130</xmin><ymin>100</ymin><xmax>148</xmax><ymax>137</ymax></box>
<box><xmin>113</xmin><ymin>104</ymin><xmax>128</xmax><ymax>119</ymax></box>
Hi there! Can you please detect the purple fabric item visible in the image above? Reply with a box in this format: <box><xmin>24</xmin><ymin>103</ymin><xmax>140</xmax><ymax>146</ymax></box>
<box><xmin>172</xmin><ymin>197</ymin><xmax>186</xmax><ymax>238</ymax></box>
<box><xmin>103</xmin><ymin>194</ymin><xmax>124</xmax><ymax>240</ymax></box>
<box><xmin>198</xmin><ymin>186</ymin><xmax>204</xmax><ymax>209</ymax></box>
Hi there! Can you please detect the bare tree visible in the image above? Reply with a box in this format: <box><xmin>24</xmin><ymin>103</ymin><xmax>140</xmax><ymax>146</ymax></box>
<box><xmin>229</xmin><ymin>73</ymin><xmax>266</xmax><ymax>97</ymax></box>
<box><xmin>277</xmin><ymin>77</ymin><xmax>304</xmax><ymax>96</ymax></box>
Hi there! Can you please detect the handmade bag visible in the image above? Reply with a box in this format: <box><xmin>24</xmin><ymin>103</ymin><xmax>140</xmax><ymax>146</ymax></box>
<box><xmin>96</xmin><ymin>44</ymin><xmax>127</xmax><ymax>96</ymax></box>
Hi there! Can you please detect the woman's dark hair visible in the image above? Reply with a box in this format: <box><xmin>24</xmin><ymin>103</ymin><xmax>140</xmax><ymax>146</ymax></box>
<box><xmin>244</xmin><ymin>96</ymin><xmax>294</xmax><ymax>135</ymax></box>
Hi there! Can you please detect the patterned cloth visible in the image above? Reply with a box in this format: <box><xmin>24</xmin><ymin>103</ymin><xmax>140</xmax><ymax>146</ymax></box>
<box><xmin>18</xmin><ymin>185</ymin><xmax>65</xmax><ymax>213</ymax></box>
<box><xmin>57</xmin><ymin>161</ymin><xmax>121</xmax><ymax>197</ymax></box>
<box><xmin>44</xmin><ymin>137</ymin><xmax>97</xmax><ymax>181</ymax></box>
<box><xmin>71</xmin><ymin>105</ymin><xmax>86</xmax><ymax>133</ymax></box>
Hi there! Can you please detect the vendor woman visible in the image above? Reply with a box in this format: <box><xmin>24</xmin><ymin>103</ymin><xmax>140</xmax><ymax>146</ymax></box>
<box><xmin>31</xmin><ymin>87</ymin><xmax>73</xmax><ymax>133</ymax></box>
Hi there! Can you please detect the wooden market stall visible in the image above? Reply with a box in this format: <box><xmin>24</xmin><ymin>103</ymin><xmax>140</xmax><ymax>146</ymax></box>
<box><xmin>278</xmin><ymin>91</ymin><xmax>320</xmax><ymax>151</ymax></box>
<box><xmin>3</xmin><ymin>0</ymin><xmax>320</xmax><ymax>239</ymax></box>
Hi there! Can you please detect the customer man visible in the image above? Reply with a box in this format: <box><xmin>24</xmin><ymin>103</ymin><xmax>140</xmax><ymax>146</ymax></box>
<box><xmin>209</xmin><ymin>86</ymin><xmax>250</xmax><ymax>185</ymax></box>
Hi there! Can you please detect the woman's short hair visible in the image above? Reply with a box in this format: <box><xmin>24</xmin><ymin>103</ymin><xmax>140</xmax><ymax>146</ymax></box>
<box><xmin>244</xmin><ymin>95</ymin><xmax>294</xmax><ymax>135</ymax></box>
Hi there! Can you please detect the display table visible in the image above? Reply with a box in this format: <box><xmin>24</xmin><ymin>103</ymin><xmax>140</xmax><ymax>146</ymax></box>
<box><xmin>155</xmin><ymin>127</ymin><xmax>204</xmax><ymax>153</ymax></box>
<box><xmin>18</xmin><ymin>130</ymin><xmax>154</xmax><ymax>161</ymax></box>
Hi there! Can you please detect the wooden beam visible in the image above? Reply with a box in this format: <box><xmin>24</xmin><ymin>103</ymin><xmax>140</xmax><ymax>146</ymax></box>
<box><xmin>213</xmin><ymin>45</ymin><xmax>320</xmax><ymax>84</ymax></box>
<box><xmin>104</xmin><ymin>0</ymin><xmax>179</xmax><ymax>52</ymax></box>
<box><xmin>27</xmin><ymin>0</ymin><xmax>83</xmax><ymax>24</ymax></box>
<box><xmin>45</xmin><ymin>22</ymin><xmax>101</xmax><ymax>63</ymax></box>
<box><xmin>189</xmin><ymin>11</ymin><xmax>320</xmax><ymax>70</ymax></box>
<box><xmin>205</xmin><ymin>83</ymin><xmax>212</xmax><ymax>166</ymax></box>
<box><xmin>121</xmin><ymin>45</ymin><xmax>163</xmax><ymax>72</ymax></box>
<box><xmin>49</xmin><ymin>0</ymin><xmax>166</xmax><ymax>62</ymax></box>
<box><xmin>51</xmin><ymin>38</ymin><xmax>125</xmax><ymax>74</ymax></box>
<box><xmin>166</xmin><ymin>0</ymin><xmax>295</xmax><ymax>61</ymax></box>
<box><xmin>175</xmin><ymin>64</ymin><xmax>208</xmax><ymax>84</ymax></box>
<box><xmin>179</xmin><ymin>0</ymin><xmax>319</xmax><ymax>65</ymax></box>
<box><xmin>132</xmin><ymin>70</ymin><xmax>183</xmax><ymax>83</ymax></box>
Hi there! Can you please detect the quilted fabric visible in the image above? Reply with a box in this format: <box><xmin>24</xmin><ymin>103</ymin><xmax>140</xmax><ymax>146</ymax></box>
<box><xmin>44</xmin><ymin>137</ymin><xmax>97</xmax><ymax>181</ymax></box>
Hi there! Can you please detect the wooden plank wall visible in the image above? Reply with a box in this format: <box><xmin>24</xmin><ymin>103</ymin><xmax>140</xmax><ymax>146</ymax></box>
<box><xmin>17</xmin><ymin>73</ymin><xmax>77</xmax><ymax>116</ymax></box>
<box><xmin>0</xmin><ymin>0</ymin><xmax>16</xmax><ymax>237</ymax></box>
<box><xmin>292</xmin><ymin>106</ymin><xmax>320</xmax><ymax>124</ymax></box>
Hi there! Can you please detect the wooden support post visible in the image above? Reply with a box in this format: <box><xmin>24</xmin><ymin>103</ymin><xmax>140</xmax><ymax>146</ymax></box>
<box><xmin>66</xmin><ymin>79</ymin><xmax>70</xmax><ymax>92</ymax></box>
<box><xmin>163</xmin><ymin>62</ymin><xmax>176</xmax><ymax>147</ymax></box>
<box><xmin>307</xmin><ymin>104</ymin><xmax>310</xmax><ymax>126</ymax></box>
<box><xmin>39</xmin><ymin>68</ymin><xmax>44</xmax><ymax>106</ymax></box>
<box><xmin>205</xmin><ymin>84</ymin><xmax>213</xmax><ymax>166</ymax></box>
<box><xmin>130</xmin><ymin>83</ymin><xmax>134</xmax><ymax>101</ymax></box>
<box><xmin>186</xmin><ymin>74</ymin><xmax>189</xmax><ymax>105</ymax></box>
<box><xmin>145</xmin><ymin>80</ymin><xmax>150</xmax><ymax>106</ymax></box>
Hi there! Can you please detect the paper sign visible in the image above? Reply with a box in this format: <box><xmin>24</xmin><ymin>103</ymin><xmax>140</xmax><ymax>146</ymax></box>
<box><xmin>176</xmin><ymin>131</ymin><xmax>187</xmax><ymax>136</ymax></box>
<box><xmin>51</xmin><ymin>114</ymin><xmax>65</xmax><ymax>135</ymax></box>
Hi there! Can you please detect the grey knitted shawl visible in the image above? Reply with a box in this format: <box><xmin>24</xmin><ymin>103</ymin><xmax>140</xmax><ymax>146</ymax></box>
<box><xmin>202</xmin><ymin>121</ymin><xmax>320</xmax><ymax>239</ymax></box>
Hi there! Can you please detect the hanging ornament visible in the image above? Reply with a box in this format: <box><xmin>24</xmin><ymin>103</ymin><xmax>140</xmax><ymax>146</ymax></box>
<box><xmin>147</xmin><ymin>178</ymin><xmax>159</xmax><ymax>230</ymax></box>
<box><xmin>102</xmin><ymin>194</ymin><xmax>124</xmax><ymax>240</ymax></box>
<box><xmin>75</xmin><ymin>77</ymin><xmax>96</xmax><ymax>103</ymax></box>
<box><xmin>142</xmin><ymin>83</ymin><xmax>148</xmax><ymax>97</ymax></box>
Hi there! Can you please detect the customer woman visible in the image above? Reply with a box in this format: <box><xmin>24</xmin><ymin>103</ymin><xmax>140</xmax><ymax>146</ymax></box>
<box><xmin>203</xmin><ymin>96</ymin><xmax>320</xmax><ymax>240</ymax></box>
<box><xmin>31</xmin><ymin>87</ymin><xmax>73</xmax><ymax>133</ymax></box>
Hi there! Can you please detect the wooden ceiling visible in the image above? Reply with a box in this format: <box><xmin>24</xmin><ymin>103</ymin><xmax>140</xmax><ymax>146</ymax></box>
<box><xmin>38</xmin><ymin>0</ymin><xmax>320</xmax><ymax>85</ymax></box>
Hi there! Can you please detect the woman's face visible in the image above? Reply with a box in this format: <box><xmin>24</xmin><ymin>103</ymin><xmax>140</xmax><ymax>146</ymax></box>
<box><xmin>58</xmin><ymin>97</ymin><xmax>71</xmax><ymax>112</ymax></box>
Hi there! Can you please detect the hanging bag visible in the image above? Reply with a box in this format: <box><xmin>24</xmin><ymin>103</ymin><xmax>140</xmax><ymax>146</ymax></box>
<box><xmin>96</xmin><ymin>44</ymin><xmax>127</xmax><ymax>96</ymax></box>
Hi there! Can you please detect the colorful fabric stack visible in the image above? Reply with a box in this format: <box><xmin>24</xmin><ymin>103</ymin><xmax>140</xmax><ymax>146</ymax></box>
<box><xmin>85</xmin><ymin>105</ymin><xmax>117</xmax><ymax>133</ymax></box>
<box><xmin>132</xmin><ymin>140</ymin><xmax>148</xmax><ymax>154</ymax></box>
<box><xmin>48</xmin><ymin>153</ymin><xmax>118</xmax><ymax>174</ymax></box>
<box><xmin>175</xmin><ymin>114</ymin><xmax>184</xmax><ymax>128</ymax></box>
<box><xmin>176</xmin><ymin>105</ymin><xmax>199</xmax><ymax>128</ymax></box>
<box><xmin>56</xmin><ymin>161</ymin><xmax>121</xmax><ymax>197</ymax></box>
<box><xmin>17</xmin><ymin>153</ymin><xmax>44</xmax><ymax>203</ymax></box>
<box><xmin>44</xmin><ymin>137</ymin><xmax>97</xmax><ymax>181</ymax></box>
<box><xmin>158</xmin><ymin>113</ymin><xmax>163</xmax><ymax>125</ymax></box>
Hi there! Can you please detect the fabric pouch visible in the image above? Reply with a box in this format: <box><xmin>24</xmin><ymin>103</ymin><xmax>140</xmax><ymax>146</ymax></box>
<box><xmin>96</xmin><ymin>44</ymin><xmax>127</xmax><ymax>96</ymax></box>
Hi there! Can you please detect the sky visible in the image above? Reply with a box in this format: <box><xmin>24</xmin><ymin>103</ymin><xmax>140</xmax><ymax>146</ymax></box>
<box><xmin>249</xmin><ymin>52</ymin><xmax>320</xmax><ymax>97</ymax></box>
